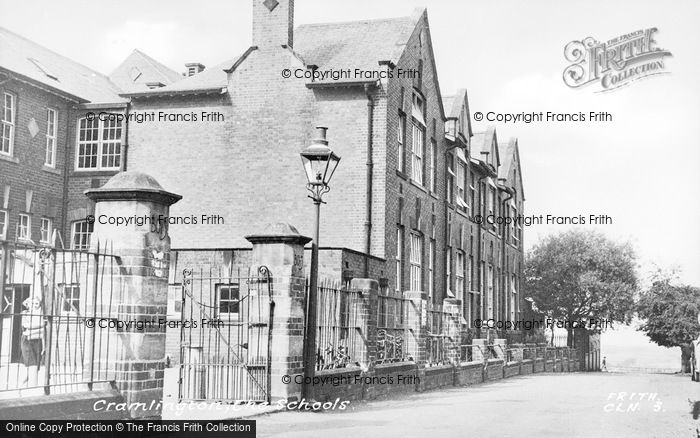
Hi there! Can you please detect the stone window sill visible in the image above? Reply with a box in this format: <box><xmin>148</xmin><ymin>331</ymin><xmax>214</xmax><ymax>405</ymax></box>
<box><xmin>42</xmin><ymin>165</ymin><xmax>61</xmax><ymax>175</ymax></box>
<box><xmin>408</xmin><ymin>179</ymin><xmax>428</xmax><ymax>194</ymax></box>
<box><xmin>0</xmin><ymin>154</ymin><xmax>19</xmax><ymax>164</ymax></box>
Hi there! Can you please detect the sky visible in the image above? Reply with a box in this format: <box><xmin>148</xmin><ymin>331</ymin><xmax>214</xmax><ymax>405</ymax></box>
<box><xmin>2</xmin><ymin>0</ymin><xmax>699</xmax><ymax>287</ymax></box>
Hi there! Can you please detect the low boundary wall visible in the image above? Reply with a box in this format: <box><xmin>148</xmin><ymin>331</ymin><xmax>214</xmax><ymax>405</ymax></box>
<box><xmin>309</xmin><ymin>345</ymin><xmax>578</xmax><ymax>402</ymax></box>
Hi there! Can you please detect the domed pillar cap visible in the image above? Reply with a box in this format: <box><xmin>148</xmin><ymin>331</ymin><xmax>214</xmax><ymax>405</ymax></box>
<box><xmin>85</xmin><ymin>171</ymin><xmax>182</xmax><ymax>206</ymax></box>
<box><xmin>246</xmin><ymin>223</ymin><xmax>311</xmax><ymax>245</ymax></box>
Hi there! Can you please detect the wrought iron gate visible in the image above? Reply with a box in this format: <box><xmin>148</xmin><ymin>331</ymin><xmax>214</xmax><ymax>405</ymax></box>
<box><xmin>178</xmin><ymin>266</ymin><xmax>273</xmax><ymax>403</ymax></box>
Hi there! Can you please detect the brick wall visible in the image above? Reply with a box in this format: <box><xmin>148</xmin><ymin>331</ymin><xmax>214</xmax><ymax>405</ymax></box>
<box><xmin>0</xmin><ymin>79</ymin><xmax>69</xmax><ymax>243</ymax></box>
<box><xmin>120</xmin><ymin>5</ymin><xmax>526</xmax><ymax>329</ymax></box>
<box><xmin>384</xmin><ymin>11</ymin><xmax>447</xmax><ymax>301</ymax></box>
<box><xmin>485</xmin><ymin>359</ymin><xmax>504</xmax><ymax>381</ymax></box>
<box><xmin>504</xmin><ymin>361</ymin><xmax>520</xmax><ymax>378</ymax></box>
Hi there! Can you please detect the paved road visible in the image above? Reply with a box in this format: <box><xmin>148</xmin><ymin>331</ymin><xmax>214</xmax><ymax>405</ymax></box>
<box><xmin>256</xmin><ymin>373</ymin><xmax>700</xmax><ymax>438</ymax></box>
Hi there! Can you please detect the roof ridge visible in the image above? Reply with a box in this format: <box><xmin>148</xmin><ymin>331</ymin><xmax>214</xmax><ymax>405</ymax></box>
<box><xmin>131</xmin><ymin>48</ymin><xmax>181</xmax><ymax>83</ymax></box>
<box><xmin>295</xmin><ymin>14</ymin><xmax>413</xmax><ymax>29</ymax></box>
<box><xmin>0</xmin><ymin>26</ymin><xmax>117</xmax><ymax>85</ymax></box>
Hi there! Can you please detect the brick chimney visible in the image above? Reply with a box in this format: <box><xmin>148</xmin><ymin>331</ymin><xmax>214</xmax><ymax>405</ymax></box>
<box><xmin>252</xmin><ymin>0</ymin><xmax>294</xmax><ymax>49</ymax></box>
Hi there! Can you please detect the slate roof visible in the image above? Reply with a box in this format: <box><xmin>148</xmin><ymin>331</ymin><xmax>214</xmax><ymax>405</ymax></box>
<box><xmin>294</xmin><ymin>15</ymin><xmax>417</xmax><ymax>83</ymax></box>
<box><xmin>0</xmin><ymin>26</ymin><xmax>124</xmax><ymax>103</ymax></box>
<box><xmin>123</xmin><ymin>13</ymin><xmax>420</xmax><ymax>96</ymax></box>
<box><xmin>498</xmin><ymin>140</ymin><xmax>514</xmax><ymax>179</ymax></box>
<box><xmin>470</xmin><ymin>131</ymin><xmax>487</xmax><ymax>160</ymax></box>
<box><xmin>442</xmin><ymin>95</ymin><xmax>455</xmax><ymax>117</ymax></box>
<box><xmin>442</xmin><ymin>88</ymin><xmax>467</xmax><ymax>119</ymax></box>
<box><xmin>135</xmin><ymin>56</ymin><xmax>239</xmax><ymax>94</ymax></box>
<box><xmin>497</xmin><ymin>138</ymin><xmax>524</xmax><ymax>198</ymax></box>
<box><xmin>109</xmin><ymin>49</ymin><xmax>183</xmax><ymax>93</ymax></box>
<box><xmin>471</xmin><ymin>126</ymin><xmax>499</xmax><ymax>167</ymax></box>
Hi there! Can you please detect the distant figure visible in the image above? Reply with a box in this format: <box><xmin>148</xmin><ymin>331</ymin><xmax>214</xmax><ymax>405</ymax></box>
<box><xmin>21</xmin><ymin>296</ymin><xmax>45</xmax><ymax>388</ymax></box>
<box><xmin>602</xmin><ymin>356</ymin><xmax>607</xmax><ymax>372</ymax></box>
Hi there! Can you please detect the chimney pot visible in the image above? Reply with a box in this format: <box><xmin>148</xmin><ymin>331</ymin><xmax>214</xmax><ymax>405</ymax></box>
<box><xmin>314</xmin><ymin>126</ymin><xmax>328</xmax><ymax>144</ymax></box>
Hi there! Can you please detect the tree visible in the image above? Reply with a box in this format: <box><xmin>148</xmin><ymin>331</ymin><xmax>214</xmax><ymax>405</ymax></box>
<box><xmin>525</xmin><ymin>229</ymin><xmax>638</xmax><ymax>347</ymax></box>
<box><xmin>637</xmin><ymin>273</ymin><xmax>700</xmax><ymax>372</ymax></box>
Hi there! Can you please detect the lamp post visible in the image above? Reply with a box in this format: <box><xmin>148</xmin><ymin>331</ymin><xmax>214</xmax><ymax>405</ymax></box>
<box><xmin>300</xmin><ymin>126</ymin><xmax>340</xmax><ymax>400</ymax></box>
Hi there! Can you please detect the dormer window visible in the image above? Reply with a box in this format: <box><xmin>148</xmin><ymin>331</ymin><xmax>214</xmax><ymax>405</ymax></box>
<box><xmin>185</xmin><ymin>63</ymin><xmax>205</xmax><ymax>77</ymax></box>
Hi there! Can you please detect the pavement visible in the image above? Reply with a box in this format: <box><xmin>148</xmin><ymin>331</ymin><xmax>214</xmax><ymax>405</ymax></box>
<box><xmin>161</xmin><ymin>368</ymin><xmax>283</xmax><ymax>420</ymax></box>
<box><xmin>253</xmin><ymin>372</ymin><xmax>700</xmax><ymax>438</ymax></box>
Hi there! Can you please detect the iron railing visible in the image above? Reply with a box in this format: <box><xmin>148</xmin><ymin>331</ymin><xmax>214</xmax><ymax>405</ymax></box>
<box><xmin>458</xmin><ymin>343</ymin><xmax>505</xmax><ymax>363</ymax></box>
<box><xmin>458</xmin><ymin>328</ymin><xmax>480</xmax><ymax>362</ymax></box>
<box><xmin>425</xmin><ymin>302</ymin><xmax>451</xmax><ymax>366</ymax></box>
<box><xmin>376</xmin><ymin>294</ymin><xmax>410</xmax><ymax>364</ymax></box>
<box><xmin>549</xmin><ymin>332</ymin><xmax>569</xmax><ymax>347</ymax></box>
<box><xmin>0</xmin><ymin>240</ymin><xmax>122</xmax><ymax>397</ymax></box>
<box><xmin>314</xmin><ymin>281</ymin><xmax>362</xmax><ymax>370</ymax></box>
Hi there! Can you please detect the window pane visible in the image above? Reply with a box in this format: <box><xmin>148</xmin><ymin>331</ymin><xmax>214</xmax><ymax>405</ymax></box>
<box><xmin>0</xmin><ymin>211</ymin><xmax>6</xmax><ymax>236</ymax></box>
<box><xmin>3</xmin><ymin>94</ymin><xmax>14</xmax><ymax>122</ymax></box>
<box><xmin>100</xmin><ymin>119</ymin><xmax>122</xmax><ymax>169</ymax></box>
<box><xmin>41</xmin><ymin>218</ymin><xmax>52</xmax><ymax>242</ymax></box>
<box><xmin>220</xmin><ymin>288</ymin><xmax>230</xmax><ymax>300</ymax></box>
<box><xmin>409</xmin><ymin>235</ymin><xmax>422</xmax><ymax>292</ymax></box>
<box><xmin>412</xmin><ymin>124</ymin><xmax>423</xmax><ymax>183</ymax></box>
<box><xmin>1</xmin><ymin>125</ymin><xmax>11</xmax><ymax>154</ymax></box>
<box><xmin>395</xmin><ymin>228</ymin><xmax>403</xmax><ymax>292</ymax></box>
<box><xmin>72</xmin><ymin>220</ymin><xmax>93</xmax><ymax>250</ymax></box>
<box><xmin>78</xmin><ymin>118</ymin><xmax>100</xmax><ymax>169</ymax></box>
<box><xmin>218</xmin><ymin>284</ymin><xmax>240</xmax><ymax>314</ymax></box>
<box><xmin>397</xmin><ymin>115</ymin><xmax>405</xmax><ymax>172</ymax></box>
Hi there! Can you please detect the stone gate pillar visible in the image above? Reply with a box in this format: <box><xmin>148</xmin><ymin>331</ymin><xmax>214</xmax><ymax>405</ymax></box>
<box><xmin>245</xmin><ymin>223</ymin><xmax>310</xmax><ymax>402</ymax></box>
<box><xmin>85</xmin><ymin>171</ymin><xmax>181</xmax><ymax>418</ymax></box>
<box><xmin>442</xmin><ymin>298</ymin><xmax>461</xmax><ymax>364</ymax></box>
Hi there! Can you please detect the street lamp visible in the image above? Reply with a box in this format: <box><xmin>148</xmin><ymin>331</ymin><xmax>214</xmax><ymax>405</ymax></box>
<box><xmin>300</xmin><ymin>126</ymin><xmax>340</xmax><ymax>399</ymax></box>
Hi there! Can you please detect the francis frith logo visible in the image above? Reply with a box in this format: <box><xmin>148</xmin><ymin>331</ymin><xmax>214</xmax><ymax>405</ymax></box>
<box><xmin>563</xmin><ymin>28</ymin><xmax>672</xmax><ymax>92</ymax></box>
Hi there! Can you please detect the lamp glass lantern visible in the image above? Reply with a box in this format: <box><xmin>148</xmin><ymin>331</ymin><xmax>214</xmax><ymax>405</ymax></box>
<box><xmin>300</xmin><ymin>127</ymin><xmax>341</xmax><ymax>187</ymax></box>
